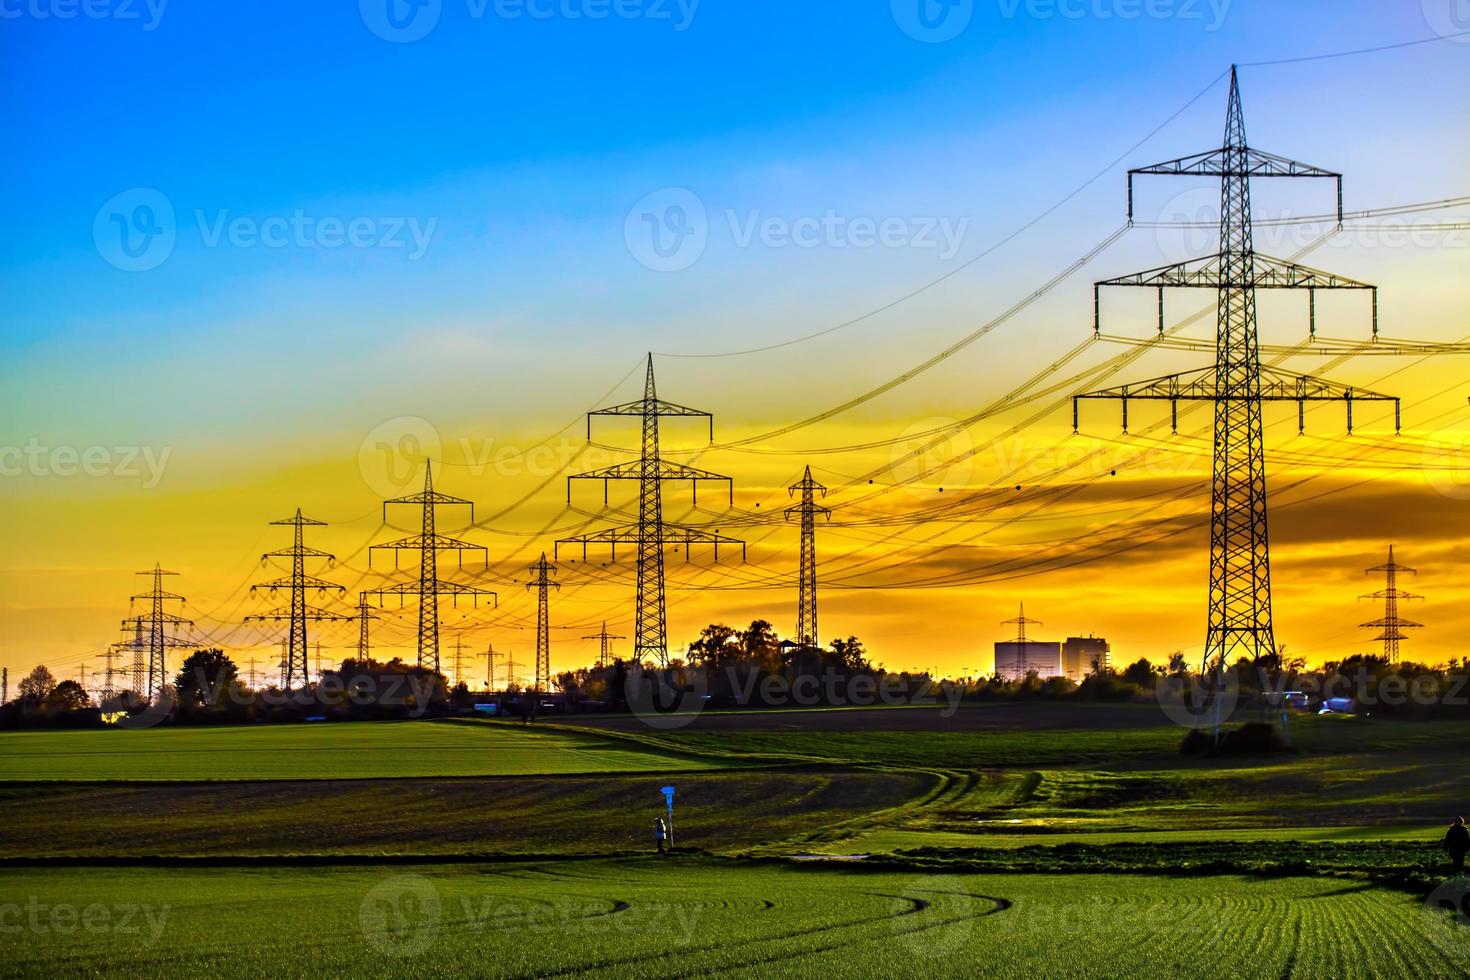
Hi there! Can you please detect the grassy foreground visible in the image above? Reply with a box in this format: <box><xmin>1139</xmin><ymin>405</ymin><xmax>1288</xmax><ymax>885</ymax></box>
<box><xmin>1</xmin><ymin>858</ymin><xmax>1465</xmax><ymax>978</ymax></box>
<box><xmin>0</xmin><ymin>721</ymin><xmax>736</xmax><ymax>781</ymax></box>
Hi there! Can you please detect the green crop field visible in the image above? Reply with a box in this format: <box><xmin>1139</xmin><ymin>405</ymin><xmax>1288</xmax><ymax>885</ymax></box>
<box><xmin>2</xmin><ymin>859</ymin><xmax>1465</xmax><ymax>978</ymax></box>
<box><xmin>0</xmin><ymin>721</ymin><xmax>738</xmax><ymax>781</ymax></box>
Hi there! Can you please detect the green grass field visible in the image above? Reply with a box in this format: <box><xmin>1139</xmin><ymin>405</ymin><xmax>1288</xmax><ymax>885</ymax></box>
<box><xmin>0</xmin><ymin>721</ymin><xmax>737</xmax><ymax>781</ymax></box>
<box><xmin>2</xmin><ymin>859</ymin><xmax>1465</xmax><ymax>978</ymax></box>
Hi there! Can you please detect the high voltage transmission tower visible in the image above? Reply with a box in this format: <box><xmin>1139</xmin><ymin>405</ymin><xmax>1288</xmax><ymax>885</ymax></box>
<box><xmin>245</xmin><ymin>509</ymin><xmax>349</xmax><ymax>690</ymax></box>
<box><xmin>558</xmin><ymin>355</ymin><xmax>744</xmax><ymax>666</ymax></box>
<box><xmin>480</xmin><ymin>642</ymin><xmax>500</xmax><ymax>690</ymax></box>
<box><xmin>1074</xmin><ymin>67</ymin><xmax>1400</xmax><ymax>678</ymax></box>
<box><xmin>503</xmin><ymin>650</ymin><xmax>521</xmax><ymax>690</ymax></box>
<box><xmin>127</xmin><ymin>564</ymin><xmax>194</xmax><ymax>698</ymax></box>
<box><xmin>354</xmin><ymin>592</ymin><xmax>380</xmax><ymax>660</ymax></box>
<box><xmin>786</xmin><ymin>465</ymin><xmax>830</xmax><ymax>651</ymax></box>
<box><xmin>450</xmin><ymin>630</ymin><xmax>469</xmax><ymax>687</ymax></box>
<box><xmin>366</xmin><ymin>463</ymin><xmax>496</xmax><ymax>674</ymax></box>
<box><xmin>1002</xmin><ymin>603</ymin><xmax>1042</xmax><ymax>645</ymax></box>
<box><xmin>120</xmin><ymin>616</ymin><xmax>146</xmax><ymax>698</ymax></box>
<box><xmin>582</xmin><ymin>622</ymin><xmax>625</xmax><ymax>669</ymax></box>
<box><xmin>1359</xmin><ymin>545</ymin><xmax>1421</xmax><ymax>663</ymax></box>
<box><xmin>101</xmin><ymin>644</ymin><xmax>123</xmax><ymax>702</ymax></box>
<box><xmin>526</xmin><ymin>553</ymin><xmax>558</xmax><ymax>692</ymax></box>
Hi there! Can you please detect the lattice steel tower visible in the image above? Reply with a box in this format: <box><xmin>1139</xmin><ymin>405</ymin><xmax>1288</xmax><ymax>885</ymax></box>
<box><xmin>786</xmin><ymin>466</ymin><xmax>830</xmax><ymax>650</ymax></box>
<box><xmin>1359</xmin><ymin>545</ymin><xmax>1422</xmax><ymax>663</ymax></box>
<box><xmin>127</xmin><ymin>565</ymin><xmax>194</xmax><ymax>698</ymax></box>
<box><xmin>1074</xmin><ymin>67</ymin><xmax>1400</xmax><ymax>676</ymax></box>
<box><xmin>526</xmin><ymin>553</ymin><xmax>558</xmax><ymax>692</ymax></box>
<box><xmin>246</xmin><ymin>510</ymin><xmax>349</xmax><ymax>689</ymax></box>
<box><xmin>366</xmin><ymin>463</ymin><xmax>496</xmax><ymax>673</ymax></box>
<box><xmin>559</xmin><ymin>355</ymin><xmax>744</xmax><ymax>665</ymax></box>
<box><xmin>582</xmin><ymin>622</ymin><xmax>626</xmax><ymax>669</ymax></box>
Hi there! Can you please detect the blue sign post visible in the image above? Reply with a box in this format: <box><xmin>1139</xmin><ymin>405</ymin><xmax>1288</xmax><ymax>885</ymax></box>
<box><xmin>660</xmin><ymin>785</ymin><xmax>676</xmax><ymax>847</ymax></box>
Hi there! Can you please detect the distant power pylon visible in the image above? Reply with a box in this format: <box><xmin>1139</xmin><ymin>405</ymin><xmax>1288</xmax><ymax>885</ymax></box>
<box><xmin>786</xmin><ymin>465</ymin><xmax>830</xmax><ymax>651</ymax></box>
<box><xmin>1002</xmin><ymin>603</ymin><xmax>1042</xmax><ymax>644</ymax></box>
<box><xmin>245</xmin><ymin>509</ymin><xmax>349</xmax><ymax>690</ymax></box>
<box><xmin>366</xmin><ymin>463</ymin><xmax>497</xmax><ymax>674</ymax></box>
<box><xmin>526</xmin><ymin>553</ymin><xmax>558</xmax><ymax>692</ymax></box>
<box><xmin>1074</xmin><ymin>67</ymin><xmax>1400</xmax><ymax>678</ymax></box>
<box><xmin>127</xmin><ymin>564</ymin><xmax>194</xmax><ymax>698</ymax></box>
<box><xmin>450</xmin><ymin>630</ymin><xmax>469</xmax><ymax>688</ymax></box>
<box><xmin>582</xmin><ymin>621</ymin><xmax>625</xmax><ymax>669</ymax></box>
<box><xmin>1359</xmin><ymin>545</ymin><xmax>1422</xmax><ymax>663</ymax></box>
<box><xmin>503</xmin><ymin>650</ymin><xmax>521</xmax><ymax>690</ymax></box>
<box><xmin>479</xmin><ymin>642</ymin><xmax>500</xmax><ymax>690</ymax></box>
<box><xmin>558</xmin><ymin>355</ymin><xmax>744</xmax><ymax>666</ymax></box>
<box><xmin>120</xmin><ymin>616</ymin><xmax>146</xmax><ymax>697</ymax></box>
<box><xmin>101</xmin><ymin>644</ymin><xmax>123</xmax><ymax>702</ymax></box>
<box><xmin>353</xmin><ymin>592</ymin><xmax>380</xmax><ymax>660</ymax></box>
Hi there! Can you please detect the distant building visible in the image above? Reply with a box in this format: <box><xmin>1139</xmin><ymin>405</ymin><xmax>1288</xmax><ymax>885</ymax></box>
<box><xmin>994</xmin><ymin>641</ymin><xmax>1062</xmax><ymax>681</ymax></box>
<box><xmin>1062</xmin><ymin>636</ymin><xmax>1111</xmax><ymax>681</ymax></box>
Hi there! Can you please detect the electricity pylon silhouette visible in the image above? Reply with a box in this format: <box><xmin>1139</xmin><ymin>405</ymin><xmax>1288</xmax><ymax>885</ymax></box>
<box><xmin>245</xmin><ymin>509</ymin><xmax>349</xmax><ymax>689</ymax></box>
<box><xmin>786</xmin><ymin>465</ymin><xmax>830</xmax><ymax>651</ymax></box>
<box><xmin>1074</xmin><ymin>67</ymin><xmax>1400</xmax><ymax>678</ymax></box>
<box><xmin>527</xmin><ymin>553</ymin><xmax>558</xmax><ymax>692</ymax></box>
<box><xmin>450</xmin><ymin>630</ymin><xmax>469</xmax><ymax>687</ymax></box>
<box><xmin>582</xmin><ymin>622</ymin><xmax>626</xmax><ymax>669</ymax></box>
<box><xmin>101</xmin><ymin>644</ymin><xmax>123</xmax><ymax>702</ymax></box>
<box><xmin>1360</xmin><ymin>545</ymin><xmax>1422</xmax><ymax>663</ymax></box>
<box><xmin>1002</xmin><ymin>603</ymin><xmax>1042</xmax><ymax>644</ymax></box>
<box><xmin>479</xmin><ymin>643</ymin><xmax>500</xmax><ymax>690</ymax></box>
<box><xmin>365</xmin><ymin>463</ymin><xmax>496</xmax><ymax>674</ymax></box>
<box><xmin>127</xmin><ymin>565</ymin><xmax>193</xmax><ymax>698</ymax></box>
<box><xmin>558</xmin><ymin>355</ymin><xmax>744</xmax><ymax>666</ymax></box>
<box><xmin>503</xmin><ymin>650</ymin><xmax>521</xmax><ymax>690</ymax></box>
<box><xmin>353</xmin><ymin>592</ymin><xmax>380</xmax><ymax>660</ymax></box>
<box><xmin>118</xmin><ymin>616</ymin><xmax>148</xmax><ymax>698</ymax></box>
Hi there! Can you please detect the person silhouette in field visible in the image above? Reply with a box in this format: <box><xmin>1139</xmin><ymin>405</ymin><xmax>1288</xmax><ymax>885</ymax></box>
<box><xmin>1446</xmin><ymin>817</ymin><xmax>1470</xmax><ymax>875</ymax></box>
<box><xmin>654</xmin><ymin>816</ymin><xmax>668</xmax><ymax>854</ymax></box>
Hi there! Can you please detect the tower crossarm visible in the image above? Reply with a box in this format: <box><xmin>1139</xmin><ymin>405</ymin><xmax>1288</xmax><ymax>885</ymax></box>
<box><xmin>371</xmin><ymin>533</ymin><xmax>488</xmax><ymax>557</ymax></box>
<box><xmin>587</xmin><ymin>398</ymin><xmax>713</xmax><ymax>440</ymax></box>
<box><xmin>568</xmin><ymin>459</ymin><xmax>733</xmax><ymax>504</ymax></box>
<box><xmin>1093</xmin><ymin>253</ymin><xmax>1376</xmax><ymax>335</ymax></box>
<box><xmin>1128</xmin><ymin>146</ymin><xmax>1342</xmax><ymax>222</ymax></box>
<box><xmin>246</xmin><ymin>605</ymin><xmax>355</xmax><ymax>623</ymax></box>
<box><xmin>120</xmin><ymin>611</ymin><xmax>192</xmax><ymax>627</ymax></box>
<box><xmin>1073</xmin><ymin>366</ymin><xmax>1401</xmax><ymax>434</ymax></box>
<box><xmin>364</xmin><ymin>580</ymin><xmax>498</xmax><ymax>606</ymax></box>
<box><xmin>251</xmin><ymin>574</ymin><xmax>345</xmax><ymax>594</ymax></box>
<box><xmin>556</xmin><ymin>523</ymin><xmax>745</xmax><ymax>562</ymax></box>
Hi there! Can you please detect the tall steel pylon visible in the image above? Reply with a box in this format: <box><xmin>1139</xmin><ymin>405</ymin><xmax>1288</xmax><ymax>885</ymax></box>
<box><xmin>245</xmin><ymin>509</ymin><xmax>349</xmax><ymax>689</ymax></box>
<box><xmin>785</xmin><ymin>466</ymin><xmax>830</xmax><ymax>650</ymax></box>
<box><xmin>480</xmin><ymin>642</ymin><xmax>500</xmax><ymax>690</ymax></box>
<box><xmin>558</xmin><ymin>355</ymin><xmax>744</xmax><ymax>666</ymax></box>
<box><xmin>527</xmin><ymin>553</ymin><xmax>558</xmax><ymax>692</ymax></box>
<box><xmin>353</xmin><ymin>592</ymin><xmax>380</xmax><ymax>661</ymax></box>
<box><xmin>1360</xmin><ymin>545</ymin><xmax>1422</xmax><ymax>663</ymax></box>
<box><xmin>365</xmin><ymin>463</ymin><xmax>497</xmax><ymax>674</ymax></box>
<box><xmin>1002</xmin><ymin>603</ymin><xmax>1042</xmax><ymax>645</ymax></box>
<box><xmin>127</xmin><ymin>565</ymin><xmax>194</xmax><ymax>698</ymax></box>
<box><xmin>582</xmin><ymin>621</ymin><xmax>626</xmax><ymax>669</ymax></box>
<box><xmin>119</xmin><ymin>616</ymin><xmax>147</xmax><ymax>698</ymax></box>
<box><xmin>1075</xmin><ymin>67</ymin><xmax>1400</xmax><ymax>677</ymax></box>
